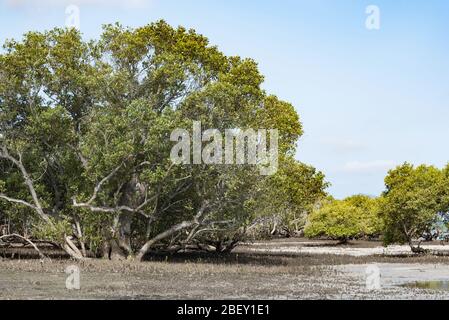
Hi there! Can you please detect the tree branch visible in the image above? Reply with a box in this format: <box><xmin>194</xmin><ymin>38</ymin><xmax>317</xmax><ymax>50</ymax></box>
<box><xmin>84</xmin><ymin>160</ymin><xmax>128</xmax><ymax>206</ymax></box>
<box><xmin>0</xmin><ymin>234</ymin><xmax>47</xmax><ymax>259</ymax></box>
<box><xmin>0</xmin><ymin>146</ymin><xmax>52</xmax><ymax>225</ymax></box>
<box><xmin>136</xmin><ymin>201</ymin><xmax>210</xmax><ymax>260</ymax></box>
<box><xmin>0</xmin><ymin>194</ymin><xmax>38</xmax><ymax>211</ymax></box>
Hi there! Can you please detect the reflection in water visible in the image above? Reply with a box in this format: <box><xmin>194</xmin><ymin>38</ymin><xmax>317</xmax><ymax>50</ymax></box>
<box><xmin>402</xmin><ymin>281</ymin><xmax>449</xmax><ymax>291</ymax></box>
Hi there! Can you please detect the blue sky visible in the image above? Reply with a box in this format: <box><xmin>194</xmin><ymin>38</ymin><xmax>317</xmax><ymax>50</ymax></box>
<box><xmin>1</xmin><ymin>0</ymin><xmax>449</xmax><ymax>198</ymax></box>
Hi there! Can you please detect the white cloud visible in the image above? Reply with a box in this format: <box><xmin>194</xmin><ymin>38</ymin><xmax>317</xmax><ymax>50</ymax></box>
<box><xmin>343</xmin><ymin>160</ymin><xmax>396</xmax><ymax>173</ymax></box>
<box><xmin>6</xmin><ymin>0</ymin><xmax>152</xmax><ymax>9</ymax></box>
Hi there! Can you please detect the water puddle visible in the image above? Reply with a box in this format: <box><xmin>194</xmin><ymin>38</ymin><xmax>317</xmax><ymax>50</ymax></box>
<box><xmin>401</xmin><ymin>281</ymin><xmax>449</xmax><ymax>291</ymax></box>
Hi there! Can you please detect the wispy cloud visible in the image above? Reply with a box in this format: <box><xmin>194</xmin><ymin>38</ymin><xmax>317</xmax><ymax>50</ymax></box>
<box><xmin>5</xmin><ymin>0</ymin><xmax>153</xmax><ymax>9</ymax></box>
<box><xmin>343</xmin><ymin>160</ymin><xmax>396</xmax><ymax>173</ymax></box>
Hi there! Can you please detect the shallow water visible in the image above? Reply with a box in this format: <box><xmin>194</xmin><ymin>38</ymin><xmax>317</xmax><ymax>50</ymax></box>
<box><xmin>402</xmin><ymin>281</ymin><xmax>449</xmax><ymax>291</ymax></box>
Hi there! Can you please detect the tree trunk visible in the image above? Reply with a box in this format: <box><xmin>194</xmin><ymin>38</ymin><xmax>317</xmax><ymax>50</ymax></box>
<box><xmin>409</xmin><ymin>239</ymin><xmax>427</xmax><ymax>254</ymax></box>
<box><xmin>63</xmin><ymin>237</ymin><xmax>85</xmax><ymax>260</ymax></box>
<box><xmin>101</xmin><ymin>240</ymin><xmax>112</xmax><ymax>259</ymax></box>
<box><xmin>109</xmin><ymin>239</ymin><xmax>128</xmax><ymax>261</ymax></box>
<box><xmin>113</xmin><ymin>174</ymin><xmax>146</xmax><ymax>259</ymax></box>
<box><xmin>137</xmin><ymin>221</ymin><xmax>196</xmax><ymax>261</ymax></box>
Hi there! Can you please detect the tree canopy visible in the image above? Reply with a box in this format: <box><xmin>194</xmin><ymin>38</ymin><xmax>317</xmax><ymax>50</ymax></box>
<box><xmin>0</xmin><ymin>21</ymin><xmax>325</xmax><ymax>260</ymax></box>
<box><xmin>379</xmin><ymin>163</ymin><xmax>448</xmax><ymax>252</ymax></box>
<box><xmin>304</xmin><ymin>195</ymin><xmax>381</xmax><ymax>243</ymax></box>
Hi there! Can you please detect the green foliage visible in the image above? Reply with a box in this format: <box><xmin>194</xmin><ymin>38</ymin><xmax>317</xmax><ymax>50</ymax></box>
<box><xmin>256</xmin><ymin>96</ymin><xmax>303</xmax><ymax>155</ymax></box>
<box><xmin>304</xmin><ymin>195</ymin><xmax>381</xmax><ymax>242</ymax></box>
<box><xmin>379</xmin><ymin>163</ymin><xmax>447</xmax><ymax>247</ymax></box>
<box><xmin>252</xmin><ymin>156</ymin><xmax>329</xmax><ymax>236</ymax></box>
<box><xmin>0</xmin><ymin>21</ymin><xmax>315</xmax><ymax>257</ymax></box>
<box><xmin>345</xmin><ymin>195</ymin><xmax>383</xmax><ymax>236</ymax></box>
<box><xmin>32</xmin><ymin>217</ymin><xmax>72</xmax><ymax>242</ymax></box>
<box><xmin>76</xmin><ymin>208</ymin><xmax>115</xmax><ymax>254</ymax></box>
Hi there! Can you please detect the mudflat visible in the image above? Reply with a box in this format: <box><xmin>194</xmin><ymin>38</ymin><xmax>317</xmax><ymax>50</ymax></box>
<box><xmin>2</xmin><ymin>240</ymin><xmax>449</xmax><ymax>299</ymax></box>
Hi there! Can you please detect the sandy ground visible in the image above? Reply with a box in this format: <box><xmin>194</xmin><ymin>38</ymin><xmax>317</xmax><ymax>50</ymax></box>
<box><xmin>238</xmin><ymin>239</ymin><xmax>449</xmax><ymax>256</ymax></box>
<box><xmin>2</xmin><ymin>240</ymin><xmax>449</xmax><ymax>299</ymax></box>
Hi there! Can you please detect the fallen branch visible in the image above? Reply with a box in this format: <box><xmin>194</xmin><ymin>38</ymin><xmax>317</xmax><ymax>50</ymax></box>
<box><xmin>0</xmin><ymin>234</ymin><xmax>48</xmax><ymax>259</ymax></box>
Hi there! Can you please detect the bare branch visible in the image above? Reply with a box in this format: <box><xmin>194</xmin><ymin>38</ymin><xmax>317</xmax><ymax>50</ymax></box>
<box><xmin>136</xmin><ymin>201</ymin><xmax>210</xmax><ymax>260</ymax></box>
<box><xmin>0</xmin><ymin>146</ymin><xmax>52</xmax><ymax>225</ymax></box>
<box><xmin>0</xmin><ymin>234</ymin><xmax>47</xmax><ymax>259</ymax></box>
<box><xmin>0</xmin><ymin>194</ymin><xmax>38</xmax><ymax>211</ymax></box>
<box><xmin>136</xmin><ymin>220</ymin><xmax>196</xmax><ymax>260</ymax></box>
<box><xmin>84</xmin><ymin>160</ymin><xmax>128</xmax><ymax>205</ymax></box>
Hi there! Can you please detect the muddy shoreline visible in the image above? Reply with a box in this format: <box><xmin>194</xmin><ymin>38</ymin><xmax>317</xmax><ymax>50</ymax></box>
<box><xmin>2</xmin><ymin>240</ymin><xmax>449</xmax><ymax>299</ymax></box>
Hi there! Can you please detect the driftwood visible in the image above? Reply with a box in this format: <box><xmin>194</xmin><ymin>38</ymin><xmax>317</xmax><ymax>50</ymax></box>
<box><xmin>0</xmin><ymin>234</ymin><xmax>48</xmax><ymax>259</ymax></box>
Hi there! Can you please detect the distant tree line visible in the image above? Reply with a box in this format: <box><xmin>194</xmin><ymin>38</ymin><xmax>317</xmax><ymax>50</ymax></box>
<box><xmin>305</xmin><ymin>163</ymin><xmax>449</xmax><ymax>253</ymax></box>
